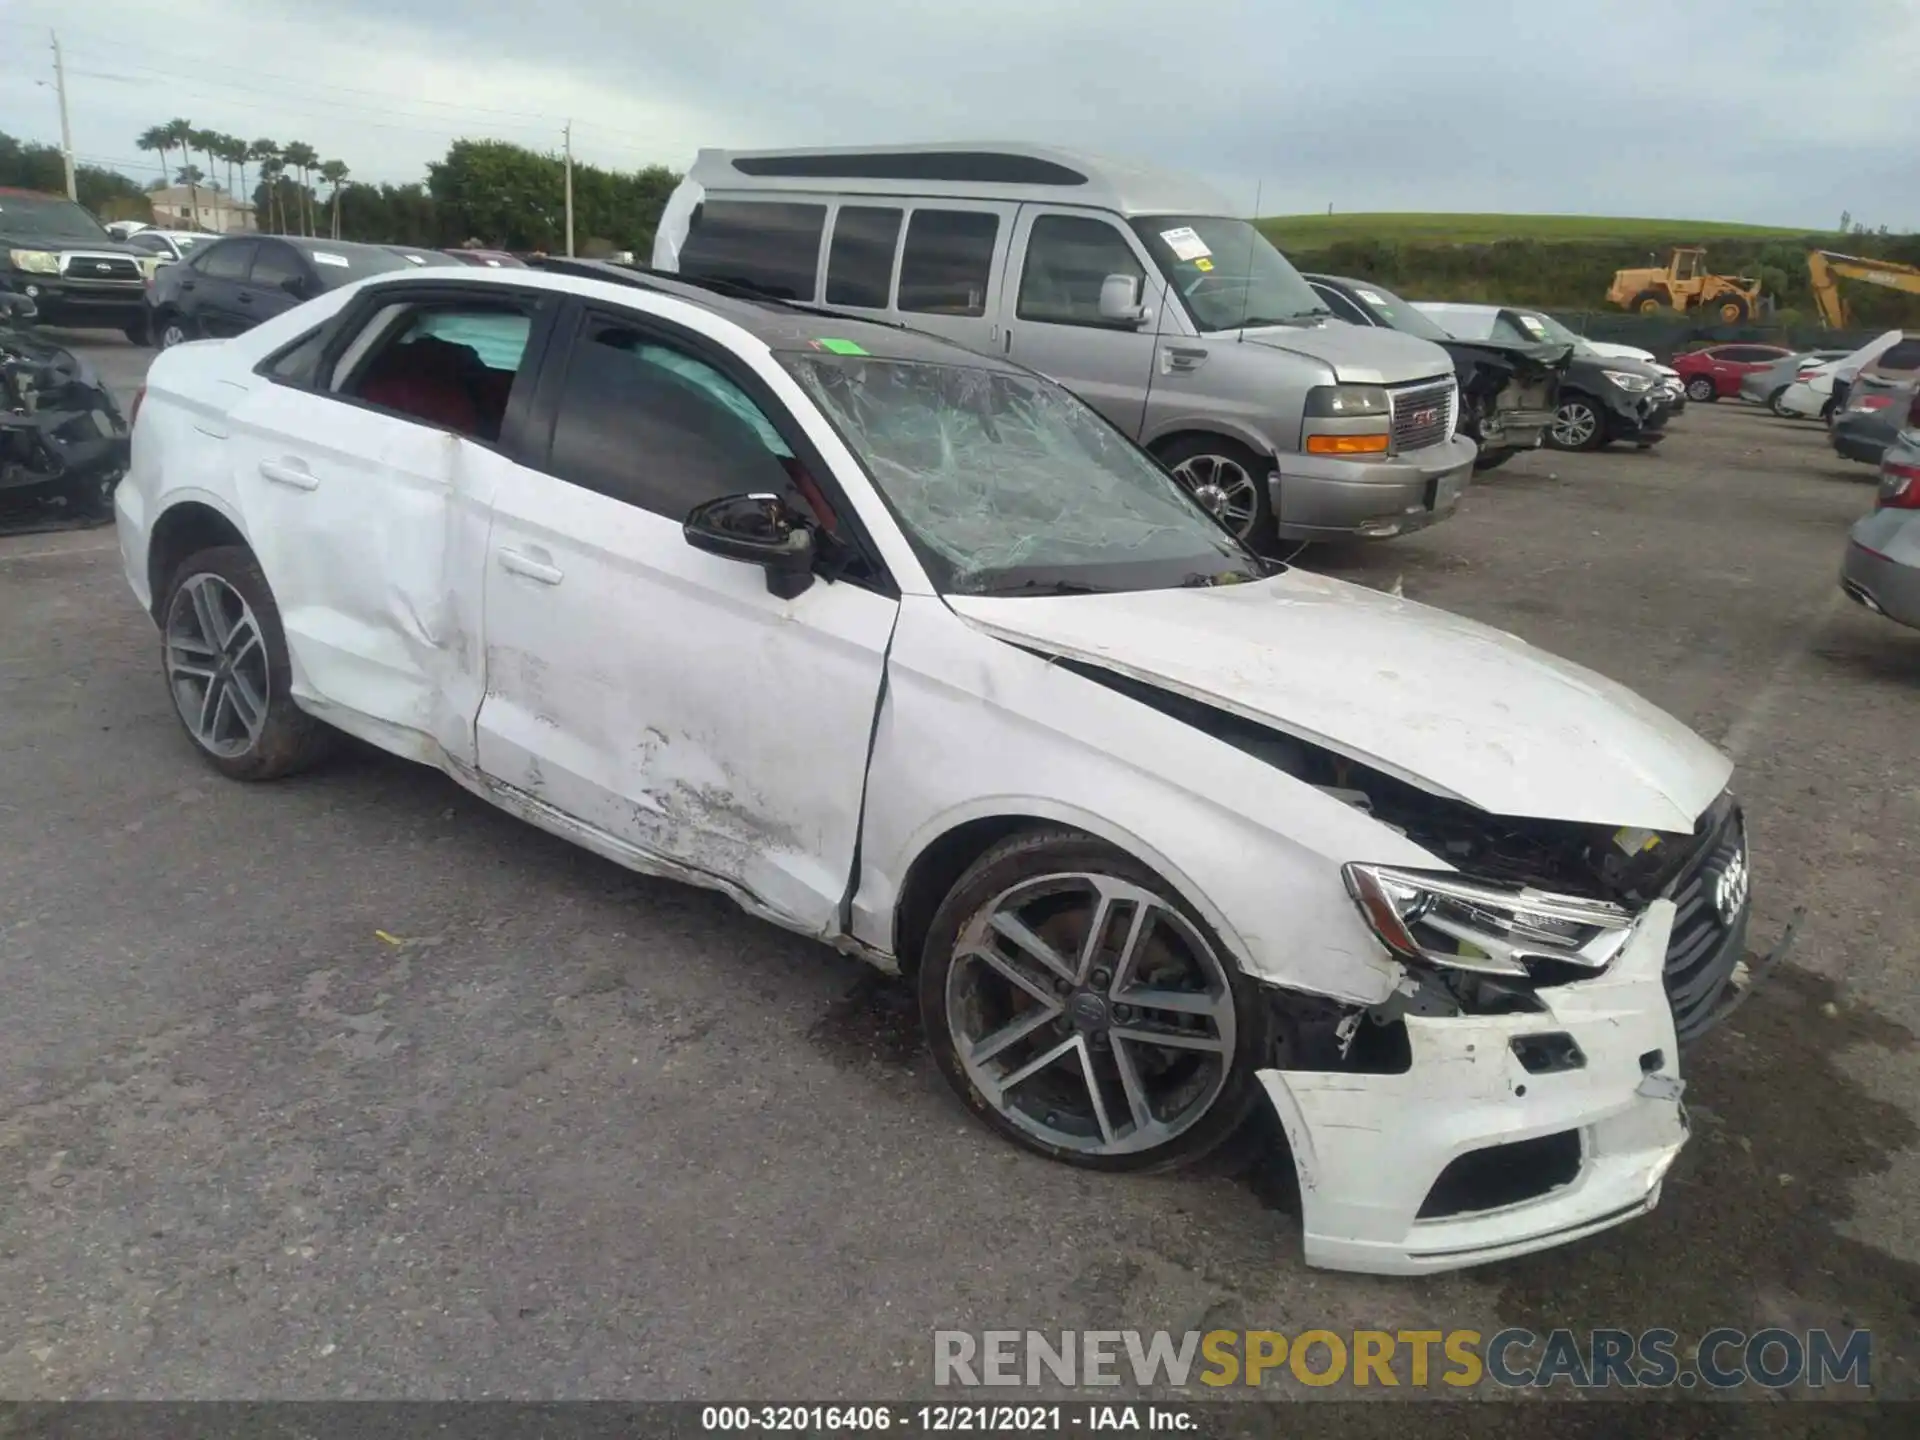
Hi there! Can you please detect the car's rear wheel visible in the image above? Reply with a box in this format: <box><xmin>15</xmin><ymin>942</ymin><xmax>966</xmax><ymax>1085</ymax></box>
<box><xmin>1155</xmin><ymin>434</ymin><xmax>1276</xmax><ymax>553</ymax></box>
<box><xmin>1547</xmin><ymin>394</ymin><xmax>1607</xmax><ymax>451</ymax></box>
<box><xmin>159</xmin><ymin>545</ymin><xmax>337</xmax><ymax>781</ymax></box>
<box><xmin>1685</xmin><ymin>375</ymin><xmax>1717</xmax><ymax>403</ymax></box>
<box><xmin>919</xmin><ymin>829</ymin><xmax>1271</xmax><ymax>1174</ymax></box>
<box><xmin>1768</xmin><ymin>387</ymin><xmax>1795</xmax><ymax>418</ymax></box>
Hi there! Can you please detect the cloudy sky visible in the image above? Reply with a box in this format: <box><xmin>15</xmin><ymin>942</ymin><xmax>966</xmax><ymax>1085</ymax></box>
<box><xmin>3</xmin><ymin>0</ymin><xmax>1915</xmax><ymax>229</ymax></box>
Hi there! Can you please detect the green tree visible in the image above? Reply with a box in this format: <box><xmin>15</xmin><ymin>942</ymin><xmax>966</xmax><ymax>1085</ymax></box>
<box><xmin>247</xmin><ymin>140</ymin><xmax>280</xmax><ymax>231</ymax></box>
<box><xmin>281</xmin><ymin>141</ymin><xmax>319</xmax><ymax>235</ymax></box>
<box><xmin>427</xmin><ymin>138</ymin><xmax>680</xmax><ymax>254</ymax></box>
<box><xmin>136</xmin><ymin>124</ymin><xmax>172</xmax><ymax>190</ymax></box>
<box><xmin>319</xmin><ymin>159</ymin><xmax>350</xmax><ymax>239</ymax></box>
<box><xmin>0</xmin><ymin>130</ymin><xmax>149</xmax><ymax>221</ymax></box>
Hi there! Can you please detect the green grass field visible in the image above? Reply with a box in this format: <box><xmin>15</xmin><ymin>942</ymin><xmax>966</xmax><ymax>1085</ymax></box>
<box><xmin>1257</xmin><ymin>212</ymin><xmax>1826</xmax><ymax>248</ymax></box>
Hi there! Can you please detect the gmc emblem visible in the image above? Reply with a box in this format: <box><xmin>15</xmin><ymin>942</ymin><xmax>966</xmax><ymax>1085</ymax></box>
<box><xmin>1410</xmin><ymin>406</ymin><xmax>1440</xmax><ymax>427</ymax></box>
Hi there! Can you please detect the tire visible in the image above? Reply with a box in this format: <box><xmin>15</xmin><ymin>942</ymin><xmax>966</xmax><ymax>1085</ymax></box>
<box><xmin>1153</xmin><ymin>434</ymin><xmax>1278</xmax><ymax>556</ymax></box>
<box><xmin>158</xmin><ymin>544</ymin><xmax>338</xmax><ymax>781</ymax></box>
<box><xmin>154</xmin><ymin>310</ymin><xmax>195</xmax><ymax>350</ymax></box>
<box><xmin>919</xmin><ymin>827</ymin><xmax>1273</xmax><ymax>1174</ymax></box>
<box><xmin>1768</xmin><ymin>387</ymin><xmax>1794</xmax><ymax>418</ymax></box>
<box><xmin>1628</xmin><ymin>290</ymin><xmax>1667</xmax><ymax>314</ymax></box>
<box><xmin>1710</xmin><ymin>294</ymin><xmax>1750</xmax><ymax>325</ymax></box>
<box><xmin>1546</xmin><ymin>393</ymin><xmax>1608</xmax><ymax>451</ymax></box>
<box><xmin>1684</xmin><ymin>376</ymin><xmax>1717</xmax><ymax>403</ymax></box>
<box><xmin>1472</xmin><ymin>448</ymin><xmax>1516</xmax><ymax>472</ymax></box>
<box><xmin>123</xmin><ymin>318</ymin><xmax>149</xmax><ymax>346</ymax></box>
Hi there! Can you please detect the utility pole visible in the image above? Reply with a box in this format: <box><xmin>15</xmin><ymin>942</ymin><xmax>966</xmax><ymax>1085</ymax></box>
<box><xmin>563</xmin><ymin>121</ymin><xmax>575</xmax><ymax>258</ymax></box>
<box><xmin>50</xmin><ymin>30</ymin><xmax>76</xmax><ymax>201</ymax></box>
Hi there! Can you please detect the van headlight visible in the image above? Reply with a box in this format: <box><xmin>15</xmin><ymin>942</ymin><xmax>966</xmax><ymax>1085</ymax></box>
<box><xmin>1342</xmin><ymin>863</ymin><xmax>1636</xmax><ymax>977</ymax></box>
<box><xmin>1604</xmin><ymin>369</ymin><xmax>1653</xmax><ymax>393</ymax></box>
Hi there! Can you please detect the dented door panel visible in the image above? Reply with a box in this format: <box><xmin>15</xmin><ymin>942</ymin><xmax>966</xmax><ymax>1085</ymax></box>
<box><xmin>227</xmin><ymin>385</ymin><xmax>490</xmax><ymax>766</ymax></box>
<box><xmin>473</xmin><ymin>453</ymin><xmax>896</xmax><ymax>934</ymax></box>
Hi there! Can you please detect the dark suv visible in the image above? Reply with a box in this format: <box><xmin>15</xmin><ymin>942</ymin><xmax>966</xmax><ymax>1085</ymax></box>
<box><xmin>0</xmin><ymin>188</ymin><xmax>148</xmax><ymax>338</ymax></box>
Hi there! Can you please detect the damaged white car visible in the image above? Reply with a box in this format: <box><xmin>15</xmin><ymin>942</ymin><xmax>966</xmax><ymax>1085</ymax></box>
<box><xmin>116</xmin><ymin>262</ymin><xmax>1759</xmax><ymax>1275</ymax></box>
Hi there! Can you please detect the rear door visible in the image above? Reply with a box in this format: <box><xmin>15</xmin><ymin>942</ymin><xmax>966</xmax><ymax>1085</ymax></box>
<box><xmin>999</xmin><ymin>207</ymin><xmax>1160</xmax><ymax>437</ymax></box>
<box><xmin>471</xmin><ymin>300</ymin><xmax>898</xmax><ymax>932</ymax></box>
<box><xmin>891</xmin><ymin>202</ymin><xmax>1016</xmax><ymax>357</ymax></box>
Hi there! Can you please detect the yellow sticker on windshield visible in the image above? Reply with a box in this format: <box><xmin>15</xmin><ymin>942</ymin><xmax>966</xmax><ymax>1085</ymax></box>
<box><xmin>1194</xmin><ymin>257</ymin><xmax>1214</xmax><ymax>272</ymax></box>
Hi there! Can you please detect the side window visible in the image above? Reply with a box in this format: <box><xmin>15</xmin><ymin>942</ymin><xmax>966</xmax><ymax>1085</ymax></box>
<box><xmin>199</xmin><ymin>241</ymin><xmax>255</xmax><ymax>280</ymax></box>
<box><xmin>248</xmin><ymin>242</ymin><xmax>303</xmax><ymax>289</ymax></box>
<box><xmin>1876</xmin><ymin>339</ymin><xmax>1920</xmax><ymax>369</ymax></box>
<box><xmin>545</xmin><ymin>318</ymin><xmax>794</xmax><ymax>521</ymax></box>
<box><xmin>679</xmin><ymin>199</ymin><xmax>825</xmax><ymax>301</ymax></box>
<box><xmin>825</xmin><ymin>206</ymin><xmax>902</xmax><ymax>309</ymax></box>
<box><xmin>262</xmin><ymin>329</ymin><xmax>327</xmax><ymax>386</ymax></box>
<box><xmin>1313</xmin><ymin>285</ymin><xmax>1371</xmax><ymax>326</ymax></box>
<box><xmin>130</xmin><ymin>233</ymin><xmax>168</xmax><ymax>254</ymax></box>
<box><xmin>1489</xmin><ymin>313</ymin><xmax>1534</xmax><ymax>345</ymax></box>
<box><xmin>898</xmin><ymin>209</ymin><xmax>998</xmax><ymax>316</ymax></box>
<box><xmin>1015</xmin><ymin>215</ymin><xmax>1146</xmax><ymax>326</ymax></box>
<box><xmin>334</xmin><ymin>300</ymin><xmax>536</xmax><ymax>442</ymax></box>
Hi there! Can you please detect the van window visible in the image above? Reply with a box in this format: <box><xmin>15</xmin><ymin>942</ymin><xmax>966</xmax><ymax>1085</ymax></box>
<box><xmin>679</xmin><ymin>199</ymin><xmax>825</xmax><ymax>302</ymax></box>
<box><xmin>825</xmin><ymin>206</ymin><xmax>902</xmax><ymax>309</ymax></box>
<box><xmin>898</xmin><ymin>210</ymin><xmax>998</xmax><ymax>317</ymax></box>
<box><xmin>1016</xmin><ymin>215</ymin><xmax>1145</xmax><ymax>327</ymax></box>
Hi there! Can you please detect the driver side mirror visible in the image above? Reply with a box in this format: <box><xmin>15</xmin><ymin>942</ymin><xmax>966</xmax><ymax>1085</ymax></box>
<box><xmin>1098</xmin><ymin>273</ymin><xmax>1151</xmax><ymax>327</ymax></box>
<box><xmin>683</xmin><ymin>493</ymin><xmax>816</xmax><ymax>599</ymax></box>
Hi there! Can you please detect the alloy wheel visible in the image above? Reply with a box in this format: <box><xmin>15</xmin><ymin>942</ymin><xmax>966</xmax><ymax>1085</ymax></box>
<box><xmin>1169</xmin><ymin>453</ymin><xmax>1260</xmax><ymax>539</ymax></box>
<box><xmin>1551</xmin><ymin>400</ymin><xmax>1599</xmax><ymax>448</ymax></box>
<box><xmin>1685</xmin><ymin>377</ymin><xmax>1715</xmax><ymax>403</ymax></box>
<box><xmin>164</xmin><ymin>572</ymin><xmax>270</xmax><ymax>758</ymax></box>
<box><xmin>160</xmin><ymin>322</ymin><xmax>188</xmax><ymax>349</ymax></box>
<box><xmin>945</xmin><ymin>873</ymin><xmax>1235</xmax><ymax>1157</ymax></box>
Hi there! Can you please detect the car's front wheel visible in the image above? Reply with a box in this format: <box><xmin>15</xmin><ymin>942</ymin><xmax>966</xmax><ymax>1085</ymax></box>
<box><xmin>159</xmin><ymin>544</ymin><xmax>337</xmax><ymax>781</ymax></box>
<box><xmin>1685</xmin><ymin>376</ymin><xmax>1717</xmax><ymax>403</ymax></box>
<box><xmin>155</xmin><ymin>311</ymin><xmax>194</xmax><ymax>350</ymax></box>
<box><xmin>1546</xmin><ymin>394</ymin><xmax>1608</xmax><ymax>451</ymax></box>
<box><xmin>919</xmin><ymin>829</ymin><xmax>1271</xmax><ymax>1173</ymax></box>
<box><xmin>1155</xmin><ymin>434</ymin><xmax>1276</xmax><ymax>554</ymax></box>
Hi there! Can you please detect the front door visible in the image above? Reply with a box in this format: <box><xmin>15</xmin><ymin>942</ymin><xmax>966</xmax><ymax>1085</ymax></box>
<box><xmin>235</xmin><ymin>239</ymin><xmax>309</xmax><ymax>335</ymax></box>
<box><xmin>192</xmin><ymin>239</ymin><xmax>258</xmax><ymax>337</ymax></box>
<box><xmin>1001</xmin><ymin>206</ymin><xmax>1162</xmax><ymax>437</ymax></box>
<box><xmin>474</xmin><ymin>303</ymin><xmax>897</xmax><ymax>933</ymax></box>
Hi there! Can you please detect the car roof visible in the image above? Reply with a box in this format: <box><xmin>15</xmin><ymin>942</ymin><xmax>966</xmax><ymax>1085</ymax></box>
<box><xmin>354</xmin><ymin>260</ymin><xmax>1028</xmax><ymax>371</ymax></box>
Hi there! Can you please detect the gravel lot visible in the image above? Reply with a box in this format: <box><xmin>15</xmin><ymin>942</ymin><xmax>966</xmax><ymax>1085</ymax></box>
<box><xmin>2</xmin><ymin>336</ymin><xmax>1915</xmax><ymax>1413</ymax></box>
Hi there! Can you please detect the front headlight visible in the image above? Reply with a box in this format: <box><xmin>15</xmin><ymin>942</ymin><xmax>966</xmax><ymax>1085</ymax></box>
<box><xmin>1304</xmin><ymin>383</ymin><xmax>1391</xmax><ymax>418</ymax></box>
<box><xmin>1603</xmin><ymin>369</ymin><xmax>1653</xmax><ymax>393</ymax></box>
<box><xmin>8</xmin><ymin>249</ymin><xmax>62</xmax><ymax>275</ymax></box>
<box><xmin>1343</xmin><ymin>863</ymin><xmax>1636</xmax><ymax>978</ymax></box>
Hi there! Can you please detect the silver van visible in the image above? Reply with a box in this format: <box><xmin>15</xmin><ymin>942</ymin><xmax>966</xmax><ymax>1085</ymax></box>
<box><xmin>650</xmin><ymin>144</ymin><xmax>1475</xmax><ymax>548</ymax></box>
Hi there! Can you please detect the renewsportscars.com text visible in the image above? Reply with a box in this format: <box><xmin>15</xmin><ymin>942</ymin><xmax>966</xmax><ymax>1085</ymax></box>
<box><xmin>933</xmin><ymin>1327</ymin><xmax>1872</xmax><ymax>1391</ymax></box>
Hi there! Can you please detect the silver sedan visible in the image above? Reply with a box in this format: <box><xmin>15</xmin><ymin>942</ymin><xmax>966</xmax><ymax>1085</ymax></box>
<box><xmin>1842</xmin><ymin>427</ymin><xmax>1920</xmax><ymax>631</ymax></box>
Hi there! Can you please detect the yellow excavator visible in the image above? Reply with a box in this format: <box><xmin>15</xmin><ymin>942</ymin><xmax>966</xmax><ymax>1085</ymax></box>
<box><xmin>1807</xmin><ymin>251</ymin><xmax>1920</xmax><ymax>327</ymax></box>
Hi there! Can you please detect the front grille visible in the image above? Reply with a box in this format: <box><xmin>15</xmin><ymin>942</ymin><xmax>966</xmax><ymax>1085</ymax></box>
<box><xmin>1661</xmin><ymin>799</ymin><xmax>1748</xmax><ymax>1042</ymax></box>
<box><xmin>1390</xmin><ymin>380</ymin><xmax>1456</xmax><ymax>453</ymax></box>
<box><xmin>59</xmin><ymin>252</ymin><xmax>141</xmax><ymax>283</ymax></box>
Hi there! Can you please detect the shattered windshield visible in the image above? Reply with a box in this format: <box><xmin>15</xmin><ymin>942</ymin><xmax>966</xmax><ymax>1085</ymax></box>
<box><xmin>1130</xmin><ymin>216</ymin><xmax>1329</xmax><ymax>333</ymax></box>
<box><xmin>782</xmin><ymin>354</ymin><xmax>1261</xmax><ymax>595</ymax></box>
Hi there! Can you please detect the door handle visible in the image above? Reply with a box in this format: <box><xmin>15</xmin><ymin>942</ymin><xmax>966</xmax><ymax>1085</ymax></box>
<box><xmin>498</xmin><ymin>548</ymin><xmax>563</xmax><ymax>585</ymax></box>
<box><xmin>258</xmin><ymin>457</ymin><xmax>318</xmax><ymax>491</ymax></box>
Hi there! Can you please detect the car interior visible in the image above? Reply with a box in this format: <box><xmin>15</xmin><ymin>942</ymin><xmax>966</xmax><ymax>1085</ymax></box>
<box><xmin>343</xmin><ymin>306</ymin><xmax>530</xmax><ymax>442</ymax></box>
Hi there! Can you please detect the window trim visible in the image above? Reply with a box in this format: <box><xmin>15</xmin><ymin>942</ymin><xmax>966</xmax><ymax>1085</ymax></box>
<box><xmin>251</xmin><ymin>279</ymin><xmax>563</xmax><ymax>455</ymax></box>
<box><xmin>525</xmin><ymin>296</ymin><xmax>897</xmax><ymax>596</ymax></box>
<box><xmin>1012</xmin><ymin>209</ymin><xmax>1154</xmax><ymax>331</ymax></box>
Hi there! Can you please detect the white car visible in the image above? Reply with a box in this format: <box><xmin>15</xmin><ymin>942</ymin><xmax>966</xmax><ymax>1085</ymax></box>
<box><xmin>123</xmin><ymin>229</ymin><xmax>217</xmax><ymax>267</ymax></box>
<box><xmin>1777</xmin><ymin>329</ymin><xmax>1906</xmax><ymax>420</ymax></box>
<box><xmin>115</xmin><ymin>263</ymin><xmax>1755</xmax><ymax>1276</ymax></box>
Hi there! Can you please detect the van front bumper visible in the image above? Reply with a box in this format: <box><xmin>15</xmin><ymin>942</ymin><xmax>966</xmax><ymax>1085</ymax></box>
<box><xmin>1272</xmin><ymin>433</ymin><xmax>1476</xmax><ymax>541</ymax></box>
<box><xmin>1260</xmin><ymin>900</ymin><xmax>1688</xmax><ymax>1275</ymax></box>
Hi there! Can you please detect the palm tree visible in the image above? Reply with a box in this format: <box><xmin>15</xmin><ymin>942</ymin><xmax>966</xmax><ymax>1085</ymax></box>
<box><xmin>136</xmin><ymin>125</ymin><xmax>172</xmax><ymax>189</ymax></box>
<box><xmin>247</xmin><ymin>140</ymin><xmax>279</xmax><ymax>232</ymax></box>
<box><xmin>281</xmin><ymin>141</ymin><xmax>319</xmax><ymax>236</ymax></box>
<box><xmin>319</xmin><ymin>160</ymin><xmax>350</xmax><ymax>240</ymax></box>
<box><xmin>163</xmin><ymin>117</ymin><xmax>198</xmax><ymax>227</ymax></box>
<box><xmin>189</xmin><ymin>129</ymin><xmax>223</xmax><ymax>226</ymax></box>
<box><xmin>259</xmin><ymin>157</ymin><xmax>285</xmax><ymax>233</ymax></box>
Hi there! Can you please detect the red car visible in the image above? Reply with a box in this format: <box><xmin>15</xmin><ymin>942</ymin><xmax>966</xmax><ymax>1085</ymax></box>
<box><xmin>442</xmin><ymin>248</ymin><xmax>526</xmax><ymax>268</ymax></box>
<box><xmin>1670</xmin><ymin>343</ymin><xmax>1794</xmax><ymax>403</ymax></box>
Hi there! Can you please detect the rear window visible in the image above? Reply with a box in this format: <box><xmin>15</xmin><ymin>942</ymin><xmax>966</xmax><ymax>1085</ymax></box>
<box><xmin>1875</xmin><ymin>340</ymin><xmax>1920</xmax><ymax>371</ymax></box>
<box><xmin>825</xmin><ymin>206</ymin><xmax>903</xmax><ymax>309</ymax></box>
<box><xmin>680</xmin><ymin>199</ymin><xmax>826</xmax><ymax>302</ymax></box>
<box><xmin>898</xmin><ymin>209</ymin><xmax>999</xmax><ymax>317</ymax></box>
<box><xmin>304</xmin><ymin>245</ymin><xmax>423</xmax><ymax>291</ymax></box>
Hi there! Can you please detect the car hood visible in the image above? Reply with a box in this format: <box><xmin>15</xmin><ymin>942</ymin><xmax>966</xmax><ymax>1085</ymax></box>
<box><xmin>1585</xmin><ymin>339</ymin><xmax>1657</xmax><ymax>362</ymax></box>
<box><xmin>947</xmin><ymin>571</ymin><xmax>1731</xmax><ymax>832</ymax></box>
<box><xmin>1235</xmin><ymin>321</ymin><xmax>1453</xmax><ymax>385</ymax></box>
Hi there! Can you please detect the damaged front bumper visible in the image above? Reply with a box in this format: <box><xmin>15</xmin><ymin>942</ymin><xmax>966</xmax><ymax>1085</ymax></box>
<box><xmin>1260</xmin><ymin>900</ymin><xmax>1688</xmax><ymax>1276</ymax></box>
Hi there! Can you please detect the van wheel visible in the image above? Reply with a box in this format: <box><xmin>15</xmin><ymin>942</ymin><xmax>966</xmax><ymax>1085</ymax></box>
<box><xmin>1155</xmin><ymin>435</ymin><xmax>1275</xmax><ymax>552</ymax></box>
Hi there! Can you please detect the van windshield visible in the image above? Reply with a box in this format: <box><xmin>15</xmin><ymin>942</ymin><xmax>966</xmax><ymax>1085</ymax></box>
<box><xmin>1130</xmin><ymin>216</ymin><xmax>1330</xmax><ymax>333</ymax></box>
<box><xmin>783</xmin><ymin>353</ymin><xmax>1263</xmax><ymax>595</ymax></box>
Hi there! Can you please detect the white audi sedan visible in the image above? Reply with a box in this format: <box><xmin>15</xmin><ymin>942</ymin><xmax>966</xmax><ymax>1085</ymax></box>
<box><xmin>115</xmin><ymin>262</ymin><xmax>1755</xmax><ymax>1275</ymax></box>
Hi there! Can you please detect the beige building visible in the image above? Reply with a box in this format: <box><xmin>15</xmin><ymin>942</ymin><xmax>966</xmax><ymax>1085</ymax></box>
<box><xmin>147</xmin><ymin>186</ymin><xmax>256</xmax><ymax>234</ymax></box>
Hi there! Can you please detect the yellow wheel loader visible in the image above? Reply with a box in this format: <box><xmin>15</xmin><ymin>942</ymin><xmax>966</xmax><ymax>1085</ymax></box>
<box><xmin>1607</xmin><ymin>247</ymin><xmax>1764</xmax><ymax>323</ymax></box>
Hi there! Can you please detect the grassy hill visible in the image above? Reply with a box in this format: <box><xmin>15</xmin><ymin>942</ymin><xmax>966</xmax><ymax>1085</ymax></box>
<box><xmin>1258</xmin><ymin>212</ymin><xmax>1826</xmax><ymax>249</ymax></box>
